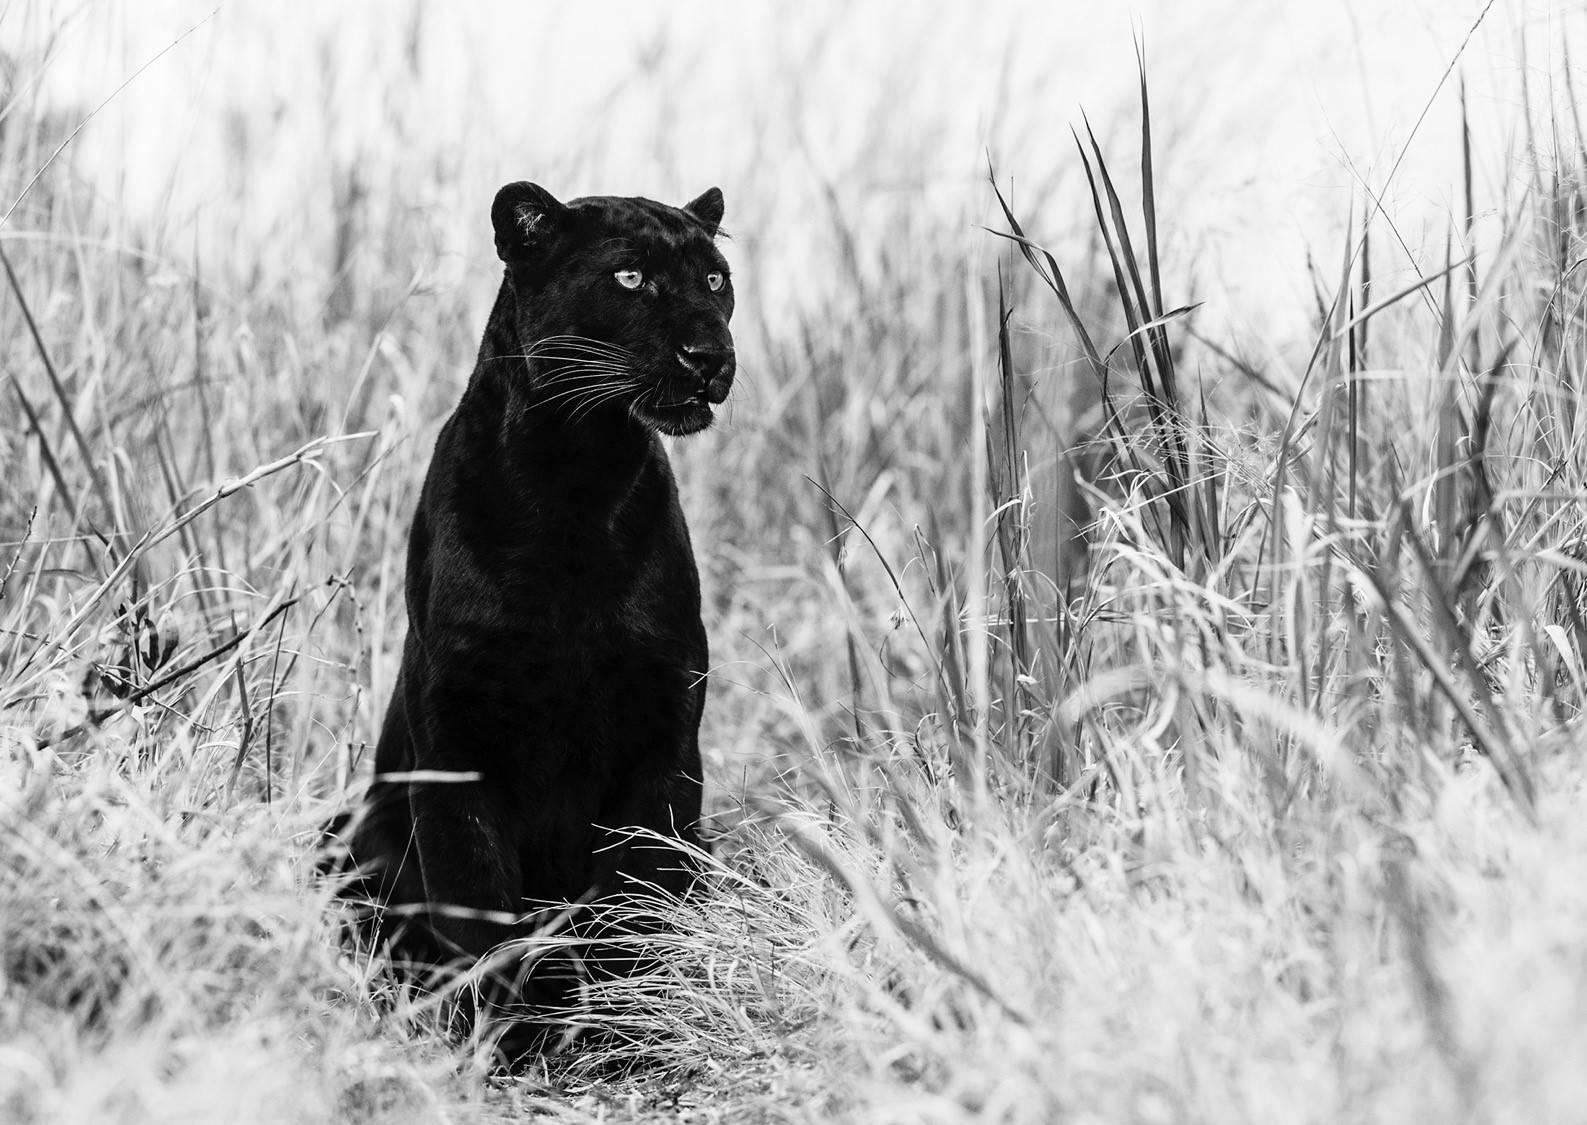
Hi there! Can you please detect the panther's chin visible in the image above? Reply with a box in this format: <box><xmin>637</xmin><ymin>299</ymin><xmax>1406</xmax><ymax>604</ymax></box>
<box><xmin>636</xmin><ymin>402</ymin><xmax>714</xmax><ymax>437</ymax></box>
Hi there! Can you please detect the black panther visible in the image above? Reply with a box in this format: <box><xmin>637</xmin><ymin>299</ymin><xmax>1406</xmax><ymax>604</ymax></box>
<box><xmin>332</xmin><ymin>181</ymin><xmax>734</xmax><ymax>1043</ymax></box>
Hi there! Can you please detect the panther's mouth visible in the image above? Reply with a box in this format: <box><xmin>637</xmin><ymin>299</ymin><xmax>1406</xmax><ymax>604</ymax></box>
<box><xmin>627</xmin><ymin>348</ymin><xmax>732</xmax><ymax>436</ymax></box>
<box><xmin>634</xmin><ymin>397</ymin><xmax>714</xmax><ymax>437</ymax></box>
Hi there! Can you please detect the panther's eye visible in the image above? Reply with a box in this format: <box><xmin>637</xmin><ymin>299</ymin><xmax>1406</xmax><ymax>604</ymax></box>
<box><xmin>615</xmin><ymin>269</ymin><xmax>644</xmax><ymax>290</ymax></box>
<box><xmin>706</xmin><ymin>271</ymin><xmax>725</xmax><ymax>292</ymax></box>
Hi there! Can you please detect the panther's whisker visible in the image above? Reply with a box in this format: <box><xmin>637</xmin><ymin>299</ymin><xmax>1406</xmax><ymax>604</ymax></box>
<box><xmin>538</xmin><ymin>367</ymin><xmax>630</xmax><ymax>382</ymax></box>
<box><xmin>566</xmin><ymin>383</ymin><xmax>644</xmax><ymax>424</ymax></box>
<box><xmin>537</xmin><ymin>385</ymin><xmax>628</xmax><ymax>413</ymax></box>
<box><xmin>538</xmin><ymin>377</ymin><xmax>643</xmax><ymax>420</ymax></box>
<box><xmin>539</xmin><ymin>385</ymin><xmax>635</xmax><ymax>414</ymax></box>
<box><xmin>527</xmin><ymin>332</ymin><xmax>632</xmax><ymax>350</ymax></box>
<box><xmin>558</xmin><ymin>369</ymin><xmax>630</xmax><ymax>382</ymax></box>
<box><xmin>521</xmin><ymin>336</ymin><xmax>635</xmax><ymax>361</ymax></box>
<box><xmin>525</xmin><ymin>331</ymin><xmax>625</xmax><ymax>345</ymax></box>
<box><xmin>546</xmin><ymin>371</ymin><xmax>624</xmax><ymax>381</ymax></box>
<box><xmin>536</xmin><ymin>368</ymin><xmax>638</xmax><ymax>392</ymax></box>
<box><xmin>526</xmin><ymin>346</ymin><xmax>631</xmax><ymax>361</ymax></box>
<box><xmin>525</xmin><ymin>353</ymin><xmax>631</xmax><ymax>368</ymax></box>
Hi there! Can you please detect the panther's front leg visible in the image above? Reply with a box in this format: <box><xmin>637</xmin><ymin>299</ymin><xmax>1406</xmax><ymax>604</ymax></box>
<box><xmin>408</xmin><ymin>779</ymin><xmax>522</xmax><ymax>963</ymax></box>
<box><xmin>402</xmin><ymin>661</ymin><xmax>525</xmax><ymax>969</ymax></box>
<box><xmin>404</xmin><ymin>763</ymin><xmax>527</xmax><ymax>1043</ymax></box>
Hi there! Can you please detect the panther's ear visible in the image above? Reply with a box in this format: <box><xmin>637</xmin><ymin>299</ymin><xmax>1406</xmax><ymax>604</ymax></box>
<box><xmin>492</xmin><ymin>181</ymin><xmax>567</xmax><ymax>263</ymax></box>
<box><xmin>682</xmin><ymin>187</ymin><xmax>724</xmax><ymax>237</ymax></box>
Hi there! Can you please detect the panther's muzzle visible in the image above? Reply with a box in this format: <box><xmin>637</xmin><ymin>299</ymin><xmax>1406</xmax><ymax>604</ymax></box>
<box><xmin>677</xmin><ymin>344</ymin><xmax>736</xmax><ymax>404</ymax></box>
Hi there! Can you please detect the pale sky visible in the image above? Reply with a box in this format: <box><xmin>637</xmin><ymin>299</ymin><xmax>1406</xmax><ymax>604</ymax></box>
<box><xmin>3</xmin><ymin>0</ymin><xmax>1577</xmax><ymax>347</ymax></box>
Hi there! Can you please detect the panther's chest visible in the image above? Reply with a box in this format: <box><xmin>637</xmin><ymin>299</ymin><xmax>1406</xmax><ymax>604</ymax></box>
<box><xmin>441</xmin><ymin>487</ymin><xmax>700</xmax><ymax>668</ymax></box>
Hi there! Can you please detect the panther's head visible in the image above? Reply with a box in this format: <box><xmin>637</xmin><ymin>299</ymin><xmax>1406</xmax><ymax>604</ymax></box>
<box><xmin>491</xmin><ymin>181</ymin><xmax>736</xmax><ymax>438</ymax></box>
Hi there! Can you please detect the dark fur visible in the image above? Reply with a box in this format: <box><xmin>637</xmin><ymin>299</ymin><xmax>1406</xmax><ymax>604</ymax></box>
<box><xmin>332</xmin><ymin>182</ymin><xmax>734</xmax><ymax>1036</ymax></box>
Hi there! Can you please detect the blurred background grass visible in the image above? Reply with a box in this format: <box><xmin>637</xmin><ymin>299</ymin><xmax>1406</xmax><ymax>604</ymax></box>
<box><xmin>5</xmin><ymin>1</ymin><xmax>1587</xmax><ymax>1122</ymax></box>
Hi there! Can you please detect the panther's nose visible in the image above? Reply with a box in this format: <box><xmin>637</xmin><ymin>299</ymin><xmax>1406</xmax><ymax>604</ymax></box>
<box><xmin>677</xmin><ymin>344</ymin><xmax>735</xmax><ymax>404</ymax></box>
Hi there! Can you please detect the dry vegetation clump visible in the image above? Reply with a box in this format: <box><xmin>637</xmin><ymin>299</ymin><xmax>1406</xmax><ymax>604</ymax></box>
<box><xmin>4</xmin><ymin>7</ymin><xmax>1587</xmax><ymax>1123</ymax></box>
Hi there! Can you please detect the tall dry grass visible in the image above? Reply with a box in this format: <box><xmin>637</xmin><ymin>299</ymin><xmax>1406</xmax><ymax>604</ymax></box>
<box><xmin>4</xmin><ymin>4</ymin><xmax>1587</xmax><ymax>1123</ymax></box>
